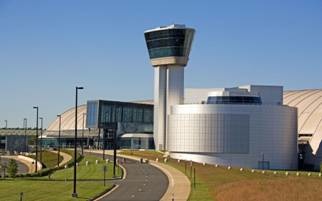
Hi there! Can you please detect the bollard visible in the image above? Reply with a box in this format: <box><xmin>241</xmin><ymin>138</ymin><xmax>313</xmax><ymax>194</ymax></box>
<box><xmin>262</xmin><ymin>170</ymin><xmax>265</xmax><ymax>174</ymax></box>
<box><xmin>227</xmin><ymin>166</ymin><xmax>231</xmax><ymax>170</ymax></box>
<box><xmin>103</xmin><ymin>165</ymin><xmax>107</xmax><ymax>186</ymax></box>
<box><xmin>20</xmin><ymin>192</ymin><xmax>23</xmax><ymax>201</ymax></box>
<box><xmin>319</xmin><ymin>173</ymin><xmax>321</xmax><ymax>177</ymax></box>
<box><xmin>106</xmin><ymin>159</ymin><xmax>109</xmax><ymax>164</ymax></box>
<box><xmin>96</xmin><ymin>160</ymin><xmax>98</xmax><ymax>164</ymax></box>
<box><xmin>285</xmin><ymin>172</ymin><xmax>289</xmax><ymax>176</ymax></box>
<box><xmin>251</xmin><ymin>169</ymin><xmax>255</xmax><ymax>173</ymax></box>
<box><xmin>193</xmin><ymin>168</ymin><xmax>196</xmax><ymax>189</ymax></box>
<box><xmin>215</xmin><ymin>164</ymin><xmax>218</xmax><ymax>168</ymax></box>
<box><xmin>177</xmin><ymin>159</ymin><xmax>180</xmax><ymax>163</ymax></box>
<box><xmin>202</xmin><ymin>162</ymin><xmax>206</xmax><ymax>166</ymax></box>
<box><xmin>273</xmin><ymin>171</ymin><xmax>277</xmax><ymax>175</ymax></box>
<box><xmin>86</xmin><ymin>161</ymin><xmax>89</xmax><ymax>166</ymax></box>
<box><xmin>156</xmin><ymin>158</ymin><xmax>159</xmax><ymax>162</ymax></box>
<box><xmin>296</xmin><ymin>172</ymin><xmax>300</xmax><ymax>176</ymax></box>
<box><xmin>308</xmin><ymin>173</ymin><xmax>311</xmax><ymax>177</ymax></box>
<box><xmin>240</xmin><ymin>168</ymin><xmax>243</xmax><ymax>172</ymax></box>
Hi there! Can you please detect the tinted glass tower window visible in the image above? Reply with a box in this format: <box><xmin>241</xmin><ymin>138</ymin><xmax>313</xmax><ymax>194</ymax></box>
<box><xmin>144</xmin><ymin>29</ymin><xmax>186</xmax><ymax>59</ymax></box>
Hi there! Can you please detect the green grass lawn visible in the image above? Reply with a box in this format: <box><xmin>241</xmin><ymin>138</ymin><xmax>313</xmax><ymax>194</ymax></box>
<box><xmin>121</xmin><ymin>150</ymin><xmax>322</xmax><ymax>201</ymax></box>
<box><xmin>31</xmin><ymin>150</ymin><xmax>63</xmax><ymax>168</ymax></box>
<box><xmin>51</xmin><ymin>154</ymin><xmax>122</xmax><ymax>180</ymax></box>
<box><xmin>0</xmin><ymin>180</ymin><xmax>110</xmax><ymax>201</ymax></box>
<box><xmin>0</xmin><ymin>154</ymin><xmax>121</xmax><ymax>201</ymax></box>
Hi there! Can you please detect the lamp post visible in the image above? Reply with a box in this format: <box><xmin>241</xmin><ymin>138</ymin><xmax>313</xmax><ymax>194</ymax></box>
<box><xmin>23</xmin><ymin>118</ymin><xmax>27</xmax><ymax>152</ymax></box>
<box><xmin>33</xmin><ymin>106</ymin><xmax>39</xmax><ymax>173</ymax></box>
<box><xmin>81</xmin><ymin>113</ymin><xmax>86</xmax><ymax>156</ymax></box>
<box><xmin>57</xmin><ymin>115</ymin><xmax>61</xmax><ymax>167</ymax></box>
<box><xmin>72</xmin><ymin>86</ymin><xmax>83</xmax><ymax>198</ymax></box>
<box><xmin>4</xmin><ymin>120</ymin><xmax>7</xmax><ymax>129</ymax></box>
<box><xmin>39</xmin><ymin>117</ymin><xmax>43</xmax><ymax>164</ymax></box>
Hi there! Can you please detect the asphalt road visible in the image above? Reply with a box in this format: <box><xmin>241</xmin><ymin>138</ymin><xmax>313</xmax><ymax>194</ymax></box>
<box><xmin>1</xmin><ymin>158</ymin><xmax>29</xmax><ymax>174</ymax></box>
<box><xmin>87</xmin><ymin>153</ymin><xmax>169</xmax><ymax>201</ymax></box>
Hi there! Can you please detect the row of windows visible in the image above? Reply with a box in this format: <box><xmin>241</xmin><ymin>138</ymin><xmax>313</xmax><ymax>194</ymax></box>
<box><xmin>146</xmin><ymin>37</ymin><xmax>185</xmax><ymax>49</ymax></box>
<box><xmin>148</xmin><ymin>47</ymin><xmax>185</xmax><ymax>58</ymax></box>
<box><xmin>145</xmin><ymin>29</ymin><xmax>186</xmax><ymax>41</ymax></box>
<box><xmin>86</xmin><ymin>101</ymin><xmax>98</xmax><ymax>128</ymax></box>
<box><xmin>100</xmin><ymin>104</ymin><xmax>153</xmax><ymax>124</ymax></box>
<box><xmin>207</xmin><ymin>96</ymin><xmax>262</xmax><ymax>105</ymax></box>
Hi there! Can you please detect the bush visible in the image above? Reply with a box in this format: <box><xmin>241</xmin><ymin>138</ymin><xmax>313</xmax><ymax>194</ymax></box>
<box><xmin>7</xmin><ymin>159</ymin><xmax>18</xmax><ymax>178</ymax></box>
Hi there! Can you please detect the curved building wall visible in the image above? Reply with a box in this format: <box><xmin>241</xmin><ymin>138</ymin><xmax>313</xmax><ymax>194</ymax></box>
<box><xmin>168</xmin><ymin>104</ymin><xmax>298</xmax><ymax>169</ymax></box>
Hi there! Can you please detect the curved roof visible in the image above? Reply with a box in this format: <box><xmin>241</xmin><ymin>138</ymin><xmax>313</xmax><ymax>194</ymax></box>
<box><xmin>284</xmin><ymin>89</ymin><xmax>322</xmax><ymax>154</ymax></box>
<box><xmin>47</xmin><ymin>104</ymin><xmax>87</xmax><ymax>131</ymax></box>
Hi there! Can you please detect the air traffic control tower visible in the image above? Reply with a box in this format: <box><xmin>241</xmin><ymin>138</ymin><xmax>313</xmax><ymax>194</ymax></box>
<box><xmin>144</xmin><ymin>24</ymin><xmax>195</xmax><ymax>150</ymax></box>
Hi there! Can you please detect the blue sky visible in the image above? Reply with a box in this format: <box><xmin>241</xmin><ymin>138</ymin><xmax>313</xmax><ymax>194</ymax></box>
<box><xmin>0</xmin><ymin>0</ymin><xmax>321</xmax><ymax>127</ymax></box>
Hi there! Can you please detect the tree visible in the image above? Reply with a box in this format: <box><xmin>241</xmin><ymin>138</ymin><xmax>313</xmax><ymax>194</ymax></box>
<box><xmin>0</xmin><ymin>163</ymin><xmax>7</xmax><ymax>178</ymax></box>
<box><xmin>7</xmin><ymin>159</ymin><xmax>18</xmax><ymax>178</ymax></box>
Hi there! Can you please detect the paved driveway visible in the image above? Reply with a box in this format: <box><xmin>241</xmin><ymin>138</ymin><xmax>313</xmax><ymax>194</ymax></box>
<box><xmin>88</xmin><ymin>153</ymin><xmax>168</xmax><ymax>201</ymax></box>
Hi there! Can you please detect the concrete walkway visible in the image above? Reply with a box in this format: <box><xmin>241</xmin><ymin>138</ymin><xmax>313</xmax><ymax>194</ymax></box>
<box><xmin>2</xmin><ymin>155</ymin><xmax>42</xmax><ymax>173</ymax></box>
<box><xmin>49</xmin><ymin>150</ymin><xmax>73</xmax><ymax>167</ymax></box>
<box><xmin>1</xmin><ymin>157</ymin><xmax>29</xmax><ymax>174</ymax></box>
<box><xmin>87</xmin><ymin>150</ymin><xmax>191</xmax><ymax>201</ymax></box>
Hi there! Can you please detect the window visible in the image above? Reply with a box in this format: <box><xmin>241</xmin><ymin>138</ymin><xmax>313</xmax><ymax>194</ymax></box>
<box><xmin>207</xmin><ymin>96</ymin><xmax>262</xmax><ymax>105</ymax></box>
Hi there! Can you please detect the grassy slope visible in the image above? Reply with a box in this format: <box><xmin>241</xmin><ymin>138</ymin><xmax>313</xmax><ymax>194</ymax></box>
<box><xmin>51</xmin><ymin>154</ymin><xmax>121</xmax><ymax>180</ymax></box>
<box><xmin>31</xmin><ymin>150</ymin><xmax>63</xmax><ymax>168</ymax></box>
<box><xmin>0</xmin><ymin>154</ymin><xmax>120</xmax><ymax>201</ymax></box>
<box><xmin>121</xmin><ymin>150</ymin><xmax>322</xmax><ymax>201</ymax></box>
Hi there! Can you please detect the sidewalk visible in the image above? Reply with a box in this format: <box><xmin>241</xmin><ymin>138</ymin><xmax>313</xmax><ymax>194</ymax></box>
<box><xmin>2</xmin><ymin>155</ymin><xmax>42</xmax><ymax>173</ymax></box>
<box><xmin>87</xmin><ymin>150</ymin><xmax>191</xmax><ymax>201</ymax></box>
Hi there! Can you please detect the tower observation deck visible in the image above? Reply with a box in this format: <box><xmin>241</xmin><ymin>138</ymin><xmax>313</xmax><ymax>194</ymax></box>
<box><xmin>144</xmin><ymin>24</ymin><xmax>195</xmax><ymax>150</ymax></box>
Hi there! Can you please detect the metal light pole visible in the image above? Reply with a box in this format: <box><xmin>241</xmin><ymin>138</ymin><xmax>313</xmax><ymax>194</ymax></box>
<box><xmin>72</xmin><ymin>86</ymin><xmax>83</xmax><ymax>198</ymax></box>
<box><xmin>81</xmin><ymin>113</ymin><xmax>86</xmax><ymax>156</ymax></box>
<box><xmin>23</xmin><ymin>118</ymin><xmax>28</xmax><ymax>152</ymax></box>
<box><xmin>33</xmin><ymin>106</ymin><xmax>39</xmax><ymax>173</ymax></box>
<box><xmin>39</xmin><ymin>117</ymin><xmax>43</xmax><ymax>164</ymax></box>
<box><xmin>57</xmin><ymin>115</ymin><xmax>61</xmax><ymax>167</ymax></box>
<box><xmin>4</xmin><ymin>120</ymin><xmax>7</xmax><ymax>129</ymax></box>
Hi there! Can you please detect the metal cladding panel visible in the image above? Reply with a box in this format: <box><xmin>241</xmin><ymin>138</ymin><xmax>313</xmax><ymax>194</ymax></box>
<box><xmin>168</xmin><ymin>114</ymin><xmax>249</xmax><ymax>153</ymax></box>
<box><xmin>168</xmin><ymin>104</ymin><xmax>298</xmax><ymax>169</ymax></box>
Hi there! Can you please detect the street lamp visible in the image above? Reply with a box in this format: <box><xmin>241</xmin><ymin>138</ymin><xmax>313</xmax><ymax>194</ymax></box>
<box><xmin>81</xmin><ymin>113</ymin><xmax>86</xmax><ymax>156</ymax></box>
<box><xmin>39</xmin><ymin>117</ymin><xmax>43</xmax><ymax>164</ymax></box>
<box><xmin>23</xmin><ymin>118</ymin><xmax>28</xmax><ymax>152</ymax></box>
<box><xmin>72</xmin><ymin>86</ymin><xmax>83</xmax><ymax>198</ymax></box>
<box><xmin>57</xmin><ymin>115</ymin><xmax>61</xmax><ymax>167</ymax></box>
<box><xmin>33</xmin><ymin>106</ymin><xmax>39</xmax><ymax>173</ymax></box>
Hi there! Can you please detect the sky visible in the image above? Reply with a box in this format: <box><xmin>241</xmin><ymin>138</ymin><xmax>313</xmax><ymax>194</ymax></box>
<box><xmin>0</xmin><ymin>0</ymin><xmax>321</xmax><ymax>128</ymax></box>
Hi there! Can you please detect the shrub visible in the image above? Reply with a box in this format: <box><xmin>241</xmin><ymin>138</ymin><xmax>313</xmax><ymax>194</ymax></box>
<box><xmin>7</xmin><ymin>159</ymin><xmax>18</xmax><ymax>178</ymax></box>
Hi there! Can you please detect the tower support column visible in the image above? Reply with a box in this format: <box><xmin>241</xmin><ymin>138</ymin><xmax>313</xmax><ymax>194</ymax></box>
<box><xmin>154</xmin><ymin>67</ymin><xmax>167</xmax><ymax>150</ymax></box>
